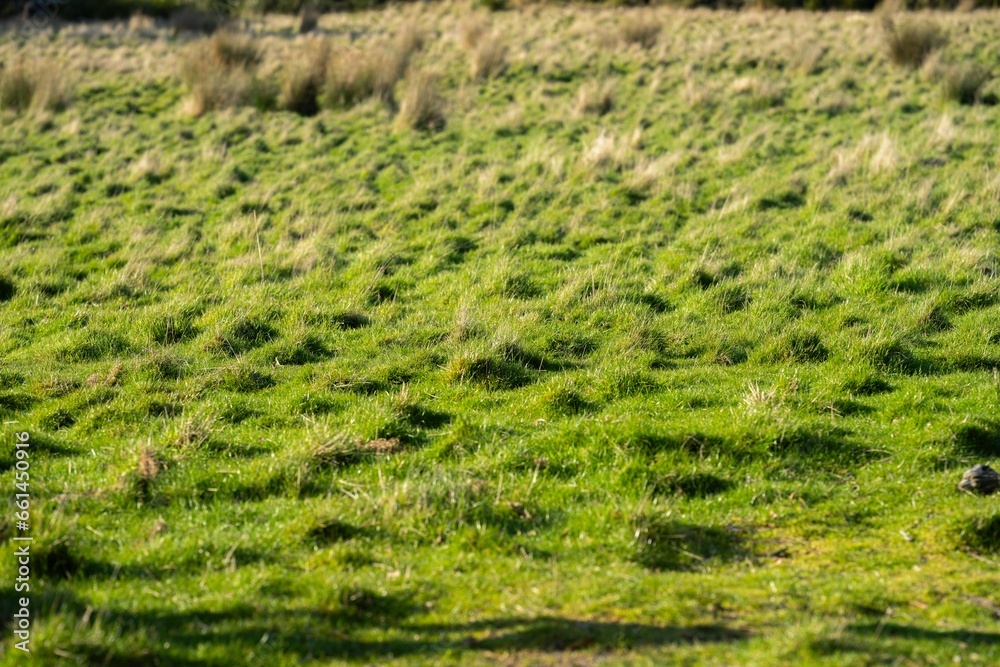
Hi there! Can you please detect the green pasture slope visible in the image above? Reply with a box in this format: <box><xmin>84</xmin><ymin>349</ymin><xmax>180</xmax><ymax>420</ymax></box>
<box><xmin>1</xmin><ymin>6</ymin><xmax>1000</xmax><ymax>665</ymax></box>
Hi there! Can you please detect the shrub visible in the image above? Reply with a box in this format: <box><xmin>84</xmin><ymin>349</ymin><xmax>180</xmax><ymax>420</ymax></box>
<box><xmin>395</xmin><ymin>70</ymin><xmax>446</xmax><ymax>132</ymax></box>
<box><xmin>882</xmin><ymin>16</ymin><xmax>946</xmax><ymax>69</ymax></box>
<box><xmin>621</xmin><ymin>13</ymin><xmax>661</xmax><ymax>50</ymax></box>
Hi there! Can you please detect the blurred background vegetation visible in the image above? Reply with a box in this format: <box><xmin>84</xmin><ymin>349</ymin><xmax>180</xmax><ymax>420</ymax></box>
<box><xmin>6</xmin><ymin>0</ymin><xmax>1000</xmax><ymax>22</ymax></box>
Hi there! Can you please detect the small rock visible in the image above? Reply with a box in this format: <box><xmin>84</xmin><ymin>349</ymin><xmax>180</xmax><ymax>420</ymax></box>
<box><xmin>959</xmin><ymin>464</ymin><xmax>1000</xmax><ymax>495</ymax></box>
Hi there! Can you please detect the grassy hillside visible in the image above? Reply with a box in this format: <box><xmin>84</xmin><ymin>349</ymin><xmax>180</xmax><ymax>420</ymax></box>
<box><xmin>1</xmin><ymin>5</ymin><xmax>1000</xmax><ymax>665</ymax></box>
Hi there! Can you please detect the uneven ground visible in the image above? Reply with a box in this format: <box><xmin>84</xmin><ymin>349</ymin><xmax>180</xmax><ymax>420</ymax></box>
<box><xmin>1</xmin><ymin>5</ymin><xmax>1000</xmax><ymax>666</ymax></box>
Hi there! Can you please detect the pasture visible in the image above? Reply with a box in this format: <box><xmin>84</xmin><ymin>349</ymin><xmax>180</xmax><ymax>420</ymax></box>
<box><xmin>1</xmin><ymin>4</ymin><xmax>999</xmax><ymax>665</ymax></box>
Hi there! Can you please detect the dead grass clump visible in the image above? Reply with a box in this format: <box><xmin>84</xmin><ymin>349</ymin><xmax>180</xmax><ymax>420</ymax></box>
<box><xmin>0</xmin><ymin>61</ymin><xmax>68</xmax><ymax>114</ymax></box>
<box><xmin>0</xmin><ymin>62</ymin><xmax>33</xmax><ymax>112</ymax></box>
<box><xmin>936</xmin><ymin>63</ymin><xmax>991</xmax><ymax>105</ymax></box>
<box><xmin>459</xmin><ymin>14</ymin><xmax>489</xmax><ymax>50</ymax></box>
<box><xmin>395</xmin><ymin>22</ymin><xmax>424</xmax><ymax>57</ymax></box>
<box><xmin>621</xmin><ymin>13</ymin><xmax>661</xmax><ymax>49</ymax></box>
<box><xmin>209</xmin><ymin>31</ymin><xmax>261</xmax><ymax>69</ymax></box>
<box><xmin>583</xmin><ymin>131</ymin><xmax>631</xmax><ymax>171</ymax></box>
<box><xmin>729</xmin><ymin>76</ymin><xmax>785</xmax><ymax>108</ymax></box>
<box><xmin>179</xmin><ymin>33</ymin><xmax>266</xmax><ymax>117</ymax></box>
<box><xmin>279</xmin><ymin>41</ymin><xmax>329</xmax><ymax>115</ymax></box>
<box><xmin>172</xmin><ymin>412</ymin><xmax>216</xmax><ymax>449</ymax></box>
<box><xmin>882</xmin><ymin>16</ymin><xmax>946</xmax><ymax>69</ymax></box>
<box><xmin>395</xmin><ymin>69</ymin><xmax>446</xmax><ymax>131</ymax></box>
<box><xmin>131</xmin><ymin>446</ymin><xmax>162</xmax><ymax>502</ymax></box>
<box><xmin>321</xmin><ymin>46</ymin><xmax>408</xmax><ymax>109</ymax></box>
<box><xmin>470</xmin><ymin>34</ymin><xmax>507</xmax><ymax>81</ymax></box>
<box><xmin>576</xmin><ymin>80</ymin><xmax>614</xmax><ymax>116</ymax></box>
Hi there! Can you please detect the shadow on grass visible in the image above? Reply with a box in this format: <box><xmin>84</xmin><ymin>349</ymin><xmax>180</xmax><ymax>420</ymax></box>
<box><xmin>811</xmin><ymin>622</ymin><xmax>1000</xmax><ymax>656</ymax></box>
<box><xmin>851</xmin><ymin>622</ymin><xmax>1000</xmax><ymax>645</ymax></box>
<box><xmin>1</xmin><ymin>588</ymin><xmax>747</xmax><ymax>664</ymax></box>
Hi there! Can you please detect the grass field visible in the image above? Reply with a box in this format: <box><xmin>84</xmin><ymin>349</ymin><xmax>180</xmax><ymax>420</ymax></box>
<box><xmin>1</xmin><ymin>4</ymin><xmax>1000</xmax><ymax>665</ymax></box>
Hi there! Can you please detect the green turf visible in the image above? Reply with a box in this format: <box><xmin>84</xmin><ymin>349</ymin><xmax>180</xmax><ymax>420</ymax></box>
<box><xmin>1</xmin><ymin>6</ymin><xmax>1000</xmax><ymax>666</ymax></box>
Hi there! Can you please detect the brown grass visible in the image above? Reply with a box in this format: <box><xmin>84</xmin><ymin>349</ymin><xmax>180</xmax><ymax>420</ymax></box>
<box><xmin>882</xmin><ymin>15</ymin><xmax>946</xmax><ymax>69</ymax></box>
<box><xmin>458</xmin><ymin>14</ymin><xmax>489</xmax><ymax>50</ymax></box>
<box><xmin>179</xmin><ymin>32</ymin><xmax>265</xmax><ymax>117</ymax></box>
<box><xmin>395</xmin><ymin>22</ymin><xmax>425</xmax><ymax>57</ymax></box>
<box><xmin>470</xmin><ymin>33</ymin><xmax>507</xmax><ymax>81</ymax></box>
<box><xmin>279</xmin><ymin>40</ymin><xmax>329</xmax><ymax>115</ymax></box>
<box><xmin>395</xmin><ymin>69</ymin><xmax>446</xmax><ymax>132</ymax></box>
<box><xmin>0</xmin><ymin>60</ymin><xmax>68</xmax><ymax>114</ymax></box>
<box><xmin>576</xmin><ymin>80</ymin><xmax>615</xmax><ymax>116</ymax></box>
<box><xmin>621</xmin><ymin>13</ymin><xmax>661</xmax><ymax>49</ymax></box>
<box><xmin>321</xmin><ymin>45</ymin><xmax>408</xmax><ymax>109</ymax></box>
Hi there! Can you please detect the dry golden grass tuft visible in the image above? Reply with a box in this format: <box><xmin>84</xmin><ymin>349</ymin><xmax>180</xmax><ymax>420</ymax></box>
<box><xmin>395</xmin><ymin>69</ymin><xmax>446</xmax><ymax>132</ymax></box>
<box><xmin>729</xmin><ymin>76</ymin><xmax>785</xmax><ymax>108</ymax></box>
<box><xmin>321</xmin><ymin>44</ymin><xmax>408</xmax><ymax>109</ymax></box>
<box><xmin>576</xmin><ymin>80</ymin><xmax>615</xmax><ymax>116</ymax></box>
<box><xmin>178</xmin><ymin>32</ymin><xmax>266</xmax><ymax>117</ymax></box>
<box><xmin>208</xmin><ymin>31</ymin><xmax>261</xmax><ymax>70</ymax></box>
<box><xmin>458</xmin><ymin>14</ymin><xmax>490</xmax><ymax>50</ymax></box>
<box><xmin>882</xmin><ymin>15</ymin><xmax>946</xmax><ymax>69</ymax></box>
<box><xmin>621</xmin><ymin>12</ymin><xmax>661</xmax><ymax>49</ymax></box>
<box><xmin>395</xmin><ymin>22</ymin><xmax>425</xmax><ymax>56</ymax></box>
<box><xmin>279</xmin><ymin>40</ymin><xmax>329</xmax><ymax>115</ymax></box>
<box><xmin>469</xmin><ymin>33</ymin><xmax>507</xmax><ymax>81</ymax></box>
<box><xmin>583</xmin><ymin>131</ymin><xmax>634</xmax><ymax>171</ymax></box>
<box><xmin>131</xmin><ymin>445</ymin><xmax>162</xmax><ymax>500</ymax></box>
<box><xmin>171</xmin><ymin>412</ymin><xmax>216</xmax><ymax>449</ymax></box>
<box><xmin>0</xmin><ymin>60</ymin><xmax>69</xmax><ymax>114</ymax></box>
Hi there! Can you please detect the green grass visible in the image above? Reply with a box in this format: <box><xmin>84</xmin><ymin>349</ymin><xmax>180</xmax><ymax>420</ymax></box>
<box><xmin>1</xmin><ymin>5</ymin><xmax>1000</xmax><ymax>666</ymax></box>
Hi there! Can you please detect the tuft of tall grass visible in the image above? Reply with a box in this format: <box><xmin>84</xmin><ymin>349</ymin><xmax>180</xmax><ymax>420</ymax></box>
<box><xmin>576</xmin><ymin>80</ymin><xmax>615</xmax><ymax>116</ymax></box>
<box><xmin>458</xmin><ymin>14</ymin><xmax>489</xmax><ymax>50</ymax></box>
<box><xmin>469</xmin><ymin>33</ymin><xmax>507</xmax><ymax>81</ymax></box>
<box><xmin>936</xmin><ymin>63</ymin><xmax>991</xmax><ymax>105</ymax></box>
<box><xmin>395</xmin><ymin>70</ymin><xmax>446</xmax><ymax>131</ymax></box>
<box><xmin>179</xmin><ymin>32</ymin><xmax>268</xmax><ymax>117</ymax></box>
<box><xmin>279</xmin><ymin>40</ymin><xmax>329</xmax><ymax>116</ymax></box>
<box><xmin>320</xmin><ymin>46</ymin><xmax>408</xmax><ymax>110</ymax></box>
<box><xmin>621</xmin><ymin>13</ymin><xmax>661</xmax><ymax>50</ymax></box>
<box><xmin>882</xmin><ymin>16</ymin><xmax>946</xmax><ymax>69</ymax></box>
<box><xmin>395</xmin><ymin>22</ymin><xmax>424</xmax><ymax>56</ymax></box>
<box><xmin>0</xmin><ymin>60</ymin><xmax>68</xmax><ymax>114</ymax></box>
